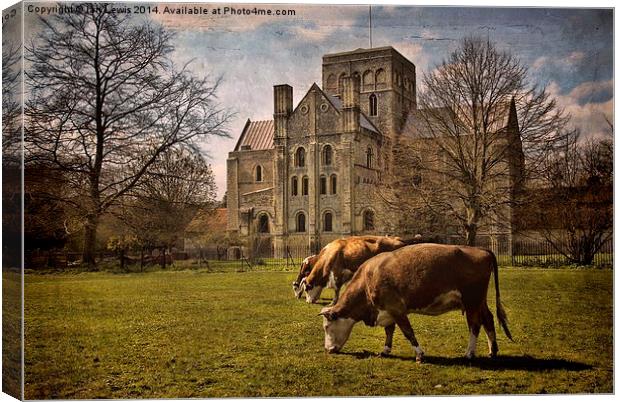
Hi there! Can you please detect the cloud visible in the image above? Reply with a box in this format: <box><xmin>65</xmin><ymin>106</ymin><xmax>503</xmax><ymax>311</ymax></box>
<box><xmin>547</xmin><ymin>80</ymin><xmax>613</xmax><ymax>141</ymax></box>
<box><xmin>532</xmin><ymin>56</ymin><xmax>548</xmax><ymax>70</ymax></box>
<box><xmin>566</xmin><ymin>79</ymin><xmax>613</xmax><ymax>105</ymax></box>
<box><xmin>564</xmin><ymin>51</ymin><xmax>585</xmax><ymax>65</ymax></box>
<box><xmin>532</xmin><ymin>51</ymin><xmax>587</xmax><ymax>72</ymax></box>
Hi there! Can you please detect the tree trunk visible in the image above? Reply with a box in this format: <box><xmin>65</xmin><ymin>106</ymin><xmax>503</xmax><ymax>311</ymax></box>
<box><xmin>140</xmin><ymin>248</ymin><xmax>145</xmax><ymax>272</ymax></box>
<box><xmin>119</xmin><ymin>249</ymin><xmax>125</xmax><ymax>272</ymax></box>
<box><xmin>465</xmin><ymin>224</ymin><xmax>477</xmax><ymax>246</ymax></box>
<box><xmin>82</xmin><ymin>215</ymin><xmax>99</xmax><ymax>270</ymax></box>
<box><xmin>464</xmin><ymin>203</ymin><xmax>481</xmax><ymax>246</ymax></box>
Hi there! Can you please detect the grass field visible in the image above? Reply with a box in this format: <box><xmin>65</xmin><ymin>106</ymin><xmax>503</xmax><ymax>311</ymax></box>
<box><xmin>23</xmin><ymin>267</ymin><xmax>612</xmax><ymax>398</ymax></box>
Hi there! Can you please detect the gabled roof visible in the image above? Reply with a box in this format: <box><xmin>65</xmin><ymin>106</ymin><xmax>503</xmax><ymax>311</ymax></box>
<box><xmin>234</xmin><ymin>119</ymin><xmax>274</xmax><ymax>151</ymax></box>
<box><xmin>233</xmin><ymin>85</ymin><xmax>381</xmax><ymax>152</ymax></box>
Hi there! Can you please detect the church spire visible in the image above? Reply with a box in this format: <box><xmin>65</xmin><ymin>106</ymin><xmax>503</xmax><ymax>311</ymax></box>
<box><xmin>507</xmin><ymin>96</ymin><xmax>519</xmax><ymax>133</ymax></box>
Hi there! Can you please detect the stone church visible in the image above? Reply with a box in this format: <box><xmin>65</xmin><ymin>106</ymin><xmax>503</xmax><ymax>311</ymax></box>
<box><xmin>226</xmin><ymin>46</ymin><xmax>523</xmax><ymax>255</ymax></box>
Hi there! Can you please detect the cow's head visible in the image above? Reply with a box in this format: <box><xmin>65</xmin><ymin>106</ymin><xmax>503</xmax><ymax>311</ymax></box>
<box><xmin>293</xmin><ymin>255</ymin><xmax>316</xmax><ymax>299</ymax></box>
<box><xmin>319</xmin><ymin>307</ymin><xmax>355</xmax><ymax>353</ymax></box>
<box><xmin>304</xmin><ymin>280</ymin><xmax>323</xmax><ymax>304</ymax></box>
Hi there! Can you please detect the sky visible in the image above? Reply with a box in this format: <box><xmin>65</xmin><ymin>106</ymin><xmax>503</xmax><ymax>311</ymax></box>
<box><xmin>10</xmin><ymin>1</ymin><xmax>614</xmax><ymax>199</ymax></box>
<box><xmin>150</xmin><ymin>3</ymin><xmax>613</xmax><ymax>199</ymax></box>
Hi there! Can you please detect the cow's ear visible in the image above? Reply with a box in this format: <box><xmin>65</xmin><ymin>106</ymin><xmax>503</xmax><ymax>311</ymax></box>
<box><xmin>319</xmin><ymin>308</ymin><xmax>337</xmax><ymax>321</ymax></box>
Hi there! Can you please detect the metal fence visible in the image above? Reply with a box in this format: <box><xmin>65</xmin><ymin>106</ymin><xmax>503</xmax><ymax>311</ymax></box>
<box><xmin>25</xmin><ymin>236</ymin><xmax>613</xmax><ymax>271</ymax></box>
<box><xmin>446</xmin><ymin>236</ymin><xmax>613</xmax><ymax>267</ymax></box>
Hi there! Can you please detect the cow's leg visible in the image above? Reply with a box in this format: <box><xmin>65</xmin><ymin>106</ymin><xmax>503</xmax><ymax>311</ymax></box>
<box><xmin>481</xmin><ymin>304</ymin><xmax>498</xmax><ymax>358</ymax></box>
<box><xmin>329</xmin><ymin>286</ymin><xmax>340</xmax><ymax>306</ymax></box>
<box><xmin>465</xmin><ymin>309</ymin><xmax>482</xmax><ymax>359</ymax></box>
<box><xmin>381</xmin><ymin>323</ymin><xmax>396</xmax><ymax>356</ymax></box>
<box><xmin>393</xmin><ymin>315</ymin><xmax>424</xmax><ymax>363</ymax></box>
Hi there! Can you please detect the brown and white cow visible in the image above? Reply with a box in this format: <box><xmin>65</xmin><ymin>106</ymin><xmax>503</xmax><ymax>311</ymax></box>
<box><xmin>319</xmin><ymin>243</ymin><xmax>513</xmax><ymax>362</ymax></box>
<box><xmin>300</xmin><ymin>236</ymin><xmax>408</xmax><ymax>305</ymax></box>
<box><xmin>292</xmin><ymin>254</ymin><xmax>319</xmax><ymax>298</ymax></box>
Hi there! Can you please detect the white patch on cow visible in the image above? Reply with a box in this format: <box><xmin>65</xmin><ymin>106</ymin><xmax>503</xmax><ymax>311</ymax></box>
<box><xmin>375</xmin><ymin>310</ymin><xmax>395</xmax><ymax>327</ymax></box>
<box><xmin>465</xmin><ymin>333</ymin><xmax>477</xmax><ymax>359</ymax></box>
<box><xmin>323</xmin><ymin>316</ymin><xmax>356</xmax><ymax>353</ymax></box>
<box><xmin>327</xmin><ymin>271</ymin><xmax>337</xmax><ymax>289</ymax></box>
<box><xmin>411</xmin><ymin>290</ymin><xmax>463</xmax><ymax>316</ymax></box>
<box><xmin>486</xmin><ymin>329</ymin><xmax>497</xmax><ymax>355</ymax></box>
<box><xmin>294</xmin><ymin>278</ymin><xmax>306</xmax><ymax>299</ymax></box>
<box><xmin>305</xmin><ymin>285</ymin><xmax>324</xmax><ymax>303</ymax></box>
<box><xmin>302</xmin><ymin>256</ymin><xmax>312</xmax><ymax>265</ymax></box>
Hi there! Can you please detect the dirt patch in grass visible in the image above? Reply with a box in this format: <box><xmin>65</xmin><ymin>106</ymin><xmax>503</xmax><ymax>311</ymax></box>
<box><xmin>24</xmin><ymin>268</ymin><xmax>613</xmax><ymax>397</ymax></box>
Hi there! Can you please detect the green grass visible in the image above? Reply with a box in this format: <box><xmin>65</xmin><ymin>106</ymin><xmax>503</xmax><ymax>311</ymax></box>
<box><xmin>24</xmin><ymin>268</ymin><xmax>612</xmax><ymax>398</ymax></box>
<box><xmin>3</xmin><ymin>270</ymin><xmax>22</xmax><ymax>399</ymax></box>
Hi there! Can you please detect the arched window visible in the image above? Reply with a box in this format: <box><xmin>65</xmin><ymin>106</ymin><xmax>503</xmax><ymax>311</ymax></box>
<box><xmin>375</xmin><ymin>69</ymin><xmax>386</xmax><ymax>85</ymax></box>
<box><xmin>369</xmin><ymin>94</ymin><xmax>378</xmax><ymax>117</ymax></box>
<box><xmin>322</xmin><ymin>145</ymin><xmax>333</xmax><ymax>166</ymax></box>
<box><xmin>255</xmin><ymin>165</ymin><xmax>263</xmax><ymax>182</ymax></box>
<box><xmin>363</xmin><ymin>70</ymin><xmax>374</xmax><ymax>88</ymax></box>
<box><xmin>363</xmin><ymin>210</ymin><xmax>375</xmax><ymax>231</ymax></box>
<box><xmin>295</xmin><ymin>147</ymin><xmax>305</xmax><ymax>167</ymax></box>
<box><xmin>258</xmin><ymin>214</ymin><xmax>269</xmax><ymax>233</ymax></box>
<box><xmin>291</xmin><ymin>176</ymin><xmax>298</xmax><ymax>196</ymax></box>
<box><xmin>302</xmin><ymin>176</ymin><xmax>309</xmax><ymax>196</ymax></box>
<box><xmin>296</xmin><ymin>212</ymin><xmax>306</xmax><ymax>232</ymax></box>
<box><xmin>320</xmin><ymin>176</ymin><xmax>327</xmax><ymax>195</ymax></box>
<box><xmin>330</xmin><ymin>175</ymin><xmax>337</xmax><ymax>194</ymax></box>
<box><xmin>366</xmin><ymin>147</ymin><xmax>374</xmax><ymax>169</ymax></box>
<box><xmin>324</xmin><ymin>212</ymin><xmax>333</xmax><ymax>232</ymax></box>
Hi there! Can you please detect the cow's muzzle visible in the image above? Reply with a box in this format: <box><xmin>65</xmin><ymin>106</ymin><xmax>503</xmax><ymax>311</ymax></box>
<box><xmin>293</xmin><ymin>282</ymin><xmax>304</xmax><ymax>299</ymax></box>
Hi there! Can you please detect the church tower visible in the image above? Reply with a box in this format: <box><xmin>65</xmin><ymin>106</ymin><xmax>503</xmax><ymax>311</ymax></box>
<box><xmin>321</xmin><ymin>46</ymin><xmax>417</xmax><ymax>138</ymax></box>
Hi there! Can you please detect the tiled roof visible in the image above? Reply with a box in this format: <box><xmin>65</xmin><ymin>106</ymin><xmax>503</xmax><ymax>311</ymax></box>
<box><xmin>234</xmin><ymin>120</ymin><xmax>274</xmax><ymax>151</ymax></box>
<box><xmin>402</xmin><ymin>101</ymin><xmax>517</xmax><ymax>139</ymax></box>
<box><xmin>185</xmin><ymin>208</ymin><xmax>227</xmax><ymax>234</ymax></box>
<box><xmin>401</xmin><ymin>107</ymin><xmax>455</xmax><ymax>138</ymax></box>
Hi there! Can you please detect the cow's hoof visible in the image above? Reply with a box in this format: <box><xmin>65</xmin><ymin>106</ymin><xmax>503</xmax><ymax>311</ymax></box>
<box><xmin>488</xmin><ymin>352</ymin><xmax>498</xmax><ymax>359</ymax></box>
<box><xmin>465</xmin><ymin>352</ymin><xmax>475</xmax><ymax>360</ymax></box>
<box><xmin>380</xmin><ymin>346</ymin><xmax>392</xmax><ymax>356</ymax></box>
<box><xmin>414</xmin><ymin>347</ymin><xmax>425</xmax><ymax>363</ymax></box>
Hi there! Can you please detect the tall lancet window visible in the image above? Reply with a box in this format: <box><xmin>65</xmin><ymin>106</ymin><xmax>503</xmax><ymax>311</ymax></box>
<box><xmin>295</xmin><ymin>147</ymin><xmax>305</xmax><ymax>167</ymax></box>
<box><xmin>369</xmin><ymin>94</ymin><xmax>378</xmax><ymax>117</ymax></box>
<box><xmin>366</xmin><ymin>147</ymin><xmax>374</xmax><ymax>169</ymax></box>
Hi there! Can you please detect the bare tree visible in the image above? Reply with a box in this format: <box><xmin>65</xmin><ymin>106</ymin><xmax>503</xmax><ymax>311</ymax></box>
<box><xmin>2</xmin><ymin>39</ymin><xmax>22</xmax><ymax>268</ymax></box>
<box><xmin>24</xmin><ymin>4</ymin><xmax>230</xmax><ymax>268</ymax></box>
<box><xmin>526</xmin><ymin>131</ymin><xmax>612</xmax><ymax>265</ymax></box>
<box><xmin>117</xmin><ymin>148</ymin><xmax>217</xmax><ymax>268</ymax></box>
<box><xmin>383</xmin><ymin>37</ymin><xmax>569</xmax><ymax>245</ymax></box>
<box><xmin>2</xmin><ymin>39</ymin><xmax>21</xmax><ymax>159</ymax></box>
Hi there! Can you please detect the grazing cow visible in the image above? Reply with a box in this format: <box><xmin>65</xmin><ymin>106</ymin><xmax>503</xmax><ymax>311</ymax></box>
<box><xmin>319</xmin><ymin>243</ymin><xmax>512</xmax><ymax>362</ymax></box>
<box><xmin>300</xmin><ymin>236</ymin><xmax>408</xmax><ymax>305</ymax></box>
<box><xmin>292</xmin><ymin>254</ymin><xmax>319</xmax><ymax>298</ymax></box>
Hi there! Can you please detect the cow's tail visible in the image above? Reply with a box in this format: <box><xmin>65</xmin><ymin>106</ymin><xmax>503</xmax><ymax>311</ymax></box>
<box><xmin>491</xmin><ymin>252</ymin><xmax>513</xmax><ymax>341</ymax></box>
